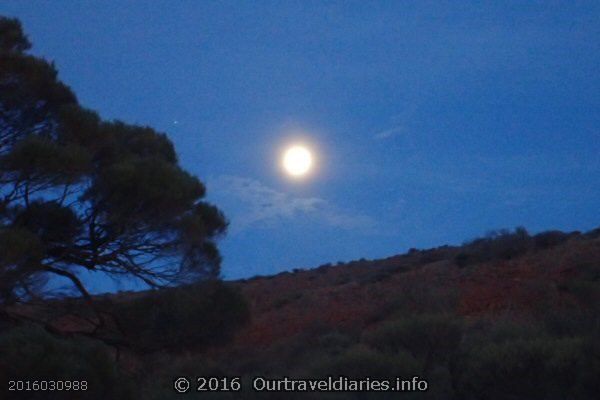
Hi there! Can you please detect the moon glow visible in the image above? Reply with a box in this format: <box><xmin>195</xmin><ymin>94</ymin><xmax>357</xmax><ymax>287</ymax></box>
<box><xmin>282</xmin><ymin>145</ymin><xmax>313</xmax><ymax>177</ymax></box>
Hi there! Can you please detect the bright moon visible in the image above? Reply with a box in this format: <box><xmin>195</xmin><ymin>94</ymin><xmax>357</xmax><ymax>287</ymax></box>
<box><xmin>282</xmin><ymin>145</ymin><xmax>313</xmax><ymax>177</ymax></box>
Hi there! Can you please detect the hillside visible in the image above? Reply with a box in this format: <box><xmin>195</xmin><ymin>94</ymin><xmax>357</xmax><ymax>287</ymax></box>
<box><xmin>230</xmin><ymin>229</ymin><xmax>599</xmax><ymax>350</ymax></box>
<box><xmin>1</xmin><ymin>227</ymin><xmax>600</xmax><ymax>399</ymax></box>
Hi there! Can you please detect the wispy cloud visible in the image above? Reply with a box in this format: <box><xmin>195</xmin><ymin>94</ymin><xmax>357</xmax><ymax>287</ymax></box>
<box><xmin>374</xmin><ymin>99</ymin><xmax>423</xmax><ymax>140</ymax></box>
<box><xmin>374</xmin><ymin>126</ymin><xmax>403</xmax><ymax>139</ymax></box>
<box><xmin>210</xmin><ymin>175</ymin><xmax>377</xmax><ymax>233</ymax></box>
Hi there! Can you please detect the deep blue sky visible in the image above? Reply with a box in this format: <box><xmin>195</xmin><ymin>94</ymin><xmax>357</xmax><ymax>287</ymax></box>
<box><xmin>3</xmin><ymin>1</ymin><xmax>599</xmax><ymax>290</ymax></box>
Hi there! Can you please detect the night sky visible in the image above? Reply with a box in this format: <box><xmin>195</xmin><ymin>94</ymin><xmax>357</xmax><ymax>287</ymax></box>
<box><xmin>2</xmin><ymin>1</ymin><xmax>599</xmax><ymax>291</ymax></box>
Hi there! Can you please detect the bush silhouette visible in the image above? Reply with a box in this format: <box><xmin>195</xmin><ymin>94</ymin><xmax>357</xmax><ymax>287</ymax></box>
<box><xmin>363</xmin><ymin>313</ymin><xmax>463</xmax><ymax>373</ymax></box>
<box><xmin>310</xmin><ymin>345</ymin><xmax>419</xmax><ymax>378</ymax></box>
<box><xmin>0</xmin><ymin>325</ymin><xmax>133</xmax><ymax>400</ymax></box>
<box><xmin>455</xmin><ymin>227</ymin><xmax>532</xmax><ymax>266</ymax></box>
<box><xmin>458</xmin><ymin>337</ymin><xmax>600</xmax><ymax>400</ymax></box>
<box><xmin>533</xmin><ymin>230</ymin><xmax>570</xmax><ymax>250</ymax></box>
<box><xmin>110</xmin><ymin>282</ymin><xmax>249</xmax><ymax>352</ymax></box>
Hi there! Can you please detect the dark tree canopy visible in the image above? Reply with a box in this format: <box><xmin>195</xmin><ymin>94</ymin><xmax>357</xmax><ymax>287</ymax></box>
<box><xmin>0</xmin><ymin>17</ymin><xmax>227</xmax><ymax>304</ymax></box>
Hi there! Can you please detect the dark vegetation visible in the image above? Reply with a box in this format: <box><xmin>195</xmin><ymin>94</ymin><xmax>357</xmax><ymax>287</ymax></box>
<box><xmin>0</xmin><ymin>16</ymin><xmax>227</xmax><ymax>310</ymax></box>
<box><xmin>0</xmin><ymin>281</ymin><xmax>250</xmax><ymax>400</ymax></box>
<box><xmin>2</xmin><ymin>225</ymin><xmax>598</xmax><ymax>399</ymax></box>
<box><xmin>134</xmin><ymin>227</ymin><xmax>595</xmax><ymax>400</ymax></box>
<box><xmin>106</xmin><ymin>282</ymin><xmax>249</xmax><ymax>353</ymax></box>
<box><xmin>454</xmin><ymin>227</ymin><xmax>576</xmax><ymax>267</ymax></box>
<box><xmin>1</xmin><ymin>16</ymin><xmax>599</xmax><ymax>400</ymax></box>
<box><xmin>0</xmin><ymin>325</ymin><xmax>134</xmax><ymax>400</ymax></box>
<box><xmin>0</xmin><ymin>16</ymin><xmax>241</xmax><ymax>399</ymax></box>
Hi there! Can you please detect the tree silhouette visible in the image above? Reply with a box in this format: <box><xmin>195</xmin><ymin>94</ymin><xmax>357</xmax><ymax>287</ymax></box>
<box><xmin>0</xmin><ymin>17</ymin><xmax>227</xmax><ymax>304</ymax></box>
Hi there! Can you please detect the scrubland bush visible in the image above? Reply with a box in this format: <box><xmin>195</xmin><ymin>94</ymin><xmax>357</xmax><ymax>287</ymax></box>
<box><xmin>316</xmin><ymin>331</ymin><xmax>356</xmax><ymax>357</ymax></box>
<box><xmin>417</xmin><ymin>247</ymin><xmax>454</xmax><ymax>265</ymax></box>
<box><xmin>381</xmin><ymin>280</ymin><xmax>459</xmax><ymax>316</ymax></box>
<box><xmin>139</xmin><ymin>353</ymin><xmax>234</xmax><ymax>400</ymax></box>
<box><xmin>0</xmin><ymin>325</ymin><xmax>133</xmax><ymax>400</ymax></box>
<box><xmin>455</xmin><ymin>227</ymin><xmax>532</xmax><ymax>266</ymax></box>
<box><xmin>316</xmin><ymin>263</ymin><xmax>332</xmax><ymax>272</ymax></box>
<box><xmin>258</xmin><ymin>329</ymin><xmax>359</xmax><ymax>375</ymax></box>
<box><xmin>363</xmin><ymin>314</ymin><xmax>463</xmax><ymax>372</ymax></box>
<box><xmin>563</xmin><ymin>263</ymin><xmax>600</xmax><ymax>303</ymax></box>
<box><xmin>455</xmin><ymin>227</ymin><xmax>584</xmax><ymax>268</ymax></box>
<box><xmin>111</xmin><ymin>281</ymin><xmax>249</xmax><ymax>352</ymax></box>
<box><xmin>533</xmin><ymin>230</ymin><xmax>570</xmax><ymax>250</ymax></box>
<box><xmin>359</xmin><ymin>268</ymin><xmax>393</xmax><ymax>284</ymax></box>
<box><xmin>543</xmin><ymin>262</ymin><xmax>600</xmax><ymax>336</ymax></box>
<box><xmin>486</xmin><ymin>318</ymin><xmax>545</xmax><ymax>343</ymax></box>
<box><xmin>457</xmin><ymin>336</ymin><xmax>600</xmax><ymax>400</ymax></box>
<box><xmin>309</xmin><ymin>345</ymin><xmax>419</xmax><ymax>378</ymax></box>
<box><xmin>584</xmin><ymin>227</ymin><xmax>600</xmax><ymax>239</ymax></box>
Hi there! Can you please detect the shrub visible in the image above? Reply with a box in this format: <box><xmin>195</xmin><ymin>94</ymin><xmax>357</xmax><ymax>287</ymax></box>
<box><xmin>553</xmin><ymin>262</ymin><xmax>600</xmax><ymax>330</ymax></box>
<box><xmin>454</xmin><ymin>252</ymin><xmax>469</xmax><ymax>268</ymax></box>
<box><xmin>363</xmin><ymin>313</ymin><xmax>463</xmax><ymax>372</ymax></box>
<box><xmin>273</xmin><ymin>291</ymin><xmax>303</xmax><ymax>308</ymax></box>
<box><xmin>533</xmin><ymin>230</ymin><xmax>569</xmax><ymax>250</ymax></box>
<box><xmin>0</xmin><ymin>325</ymin><xmax>133</xmax><ymax>400</ymax></box>
<box><xmin>584</xmin><ymin>227</ymin><xmax>600</xmax><ymax>239</ymax></box>
<box><xmin>543</xmin><ymin>309</ymin><xmax>600</xmax><ymax>341</ymax></box>
<box><xmin>309</xmin><ymin>345</ymin><xmax>419</xmax><ymax>378</ymax></box>
<box><xmin>111</xmin><ymin>281</ymin><xmax>249</xmax><ymax>352</ymax></box>
<box><xmin>359</xmin><ymin>269</ymin><xmax>393</xmax><ymax>284</ymax></box>
<box><xmin>486</xmin><ymin>318</ymin><xmax>546</xmax><ymax>343</ymax></box>
<box><xmin>316</xmin><ymin>331</ymin><xmax>356</xmax><ymax>357</ymax></box>
<box><xmin>316</xmin><ymin>263</ymin><xmax>332</xmax><ymax>272</ymax></box>
<box><xmin>139</xmin><ymin>353</ymin><xmax>232</xmax><ymax>400</ymax></box>
<box><xmin>456</xmin><ymin>227</ymin><xmax>532</xmax><ymax>266</ymax></box>
<box><xmin>458</xmin><ymin>337</ymin><xmax>600</xmax><ymax>400</ymax></box>
<box><xmin>381</xmin><ymin>281</ymin><xmax>459</xmax><ymax>316</ymax></box>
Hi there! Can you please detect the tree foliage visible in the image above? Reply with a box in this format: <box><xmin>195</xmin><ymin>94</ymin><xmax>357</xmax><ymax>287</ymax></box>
<box><xmin>0</xmin><ymin>17</ymin><xmax>227</xmax><ymax>303</ymax></box>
